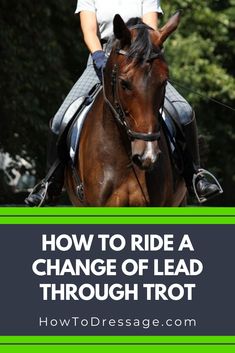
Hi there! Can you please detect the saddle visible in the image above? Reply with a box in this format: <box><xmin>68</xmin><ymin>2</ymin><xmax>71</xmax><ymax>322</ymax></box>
<box><xmin>51</xmin><ymin>84</ymin><xmax>102</xmax><ymax>162</ymax></box>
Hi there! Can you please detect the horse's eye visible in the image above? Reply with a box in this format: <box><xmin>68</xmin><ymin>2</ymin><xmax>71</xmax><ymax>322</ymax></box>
<box><xmin>120</xmin><ymin>79</ymin><xmax>132</xmax><ymax>91</ymax></box>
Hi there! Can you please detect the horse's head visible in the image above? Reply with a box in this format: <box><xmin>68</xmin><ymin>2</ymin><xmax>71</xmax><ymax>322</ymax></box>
<box><xmin>103</xmin><ymin>12</ymin><xmax>181</xmax><ymax>170</ymax></box>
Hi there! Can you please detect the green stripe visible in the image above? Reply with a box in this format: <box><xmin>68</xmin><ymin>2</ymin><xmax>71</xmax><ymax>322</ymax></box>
<box><xmin>0</xmin><ymin>336</ymin><xmax>234</xmax><ymax>343</ymax></box>
<box><xmin>0</xmin><ymin>217</ymin><xmax>234</xmax><ymax>224</ymax></box>
<box><xmin>1</xmin><ymin>207</ymin><xmax>235</xmax><ymax>216</ymax></box>
<box><xmin>1</xmin><ymin>344</ymin><xmax>235</xmax><ymax>353</ymax></box>
<box><xmin>0</xmin><ymin>207</ymin><xmax>235</xmax><ymax>224</ymax></box>
<box><xmin>1</xmin><ymin>337</ymin><xmax>235</xmax><ymax>353</ymax></box>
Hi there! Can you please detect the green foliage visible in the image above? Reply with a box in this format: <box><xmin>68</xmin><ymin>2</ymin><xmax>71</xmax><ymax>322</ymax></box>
<box><xmin>0</xmin><ymin>0</ymin><xmax>84</xmax><ymax>175</ymax></box>
<box><xmin>0</xmin><ymin>0</ymin><xmax>234</xmax><ymax>204</ymax></box>
<box><xmin>161</xmin><ymin>1</ymin><xmax>235</xmax><ymax>205</ymax></box>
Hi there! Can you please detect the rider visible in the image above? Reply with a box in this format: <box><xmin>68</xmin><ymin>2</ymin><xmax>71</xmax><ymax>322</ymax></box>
<box><xmin>25</xmin><ymin>0</ymin><xmax>221</xmax><ymax>206</ymax></box>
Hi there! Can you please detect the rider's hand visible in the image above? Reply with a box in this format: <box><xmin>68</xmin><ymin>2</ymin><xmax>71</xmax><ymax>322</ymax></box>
<box><xmin>92</xmin><ymin>50</ymin><xmax>107</xmax><ymax>81</ymax></box>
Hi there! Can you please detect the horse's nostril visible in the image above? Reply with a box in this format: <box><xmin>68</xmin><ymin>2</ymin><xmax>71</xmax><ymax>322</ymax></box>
<box><xmin>132</xmin><ymin>150</ymin><xmax>162</xmax><ymax>170</ymax></box>
<box><xmin>132</xmin><ymin>154</ymin><xmax>142</xmax><ymax>166</ymax></box>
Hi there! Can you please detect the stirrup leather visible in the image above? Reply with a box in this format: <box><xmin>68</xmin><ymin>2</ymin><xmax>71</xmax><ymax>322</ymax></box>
<box><xmin>27</xmin><ymin>181</ymin><xmax>49</xmax><ymax>207</ymax></box>
<box><xmin>192</xmin><ymin>168</ymin><xmax>223</xmax><ymax>204</ymax></box>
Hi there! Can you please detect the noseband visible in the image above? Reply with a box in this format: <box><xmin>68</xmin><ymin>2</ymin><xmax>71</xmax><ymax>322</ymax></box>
<box><xmin>103</xmin><ymin>26</ymin><xmax>164</xmax><ymax>142</ymax></box>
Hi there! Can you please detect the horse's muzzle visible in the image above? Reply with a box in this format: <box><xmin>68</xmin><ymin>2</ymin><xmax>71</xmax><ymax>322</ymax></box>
<box><xmin>131</xmin><ymin>140</ymin><xmax>162</xmax><ymax>170</ymax></box>
<box><xmin>132</xmin><ymin>152</ymin><xmax>162</xmax><ymax>170</ymax></box>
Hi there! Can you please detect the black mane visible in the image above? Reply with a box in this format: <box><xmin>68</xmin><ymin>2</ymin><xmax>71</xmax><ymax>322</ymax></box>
<box><xmin>125</xmin><ymin>17</ymin><xmax>160</xmax><ymax>62</ymax></box>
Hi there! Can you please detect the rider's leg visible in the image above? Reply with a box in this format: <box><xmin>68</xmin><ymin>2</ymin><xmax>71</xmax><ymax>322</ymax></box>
<box><xmin>50</xmin><ymin>55</ymin><xmax>100</xmax><ymax>134</ymax></box>
<box><xmin>165</xmin><ymin>82</ymin><xmax>221</xmax><ymax>202</ymax></box>
<box><xmin>25</xmin><ymin>55</ymin><xmax>100</xmax><ymax>207</ymax></box>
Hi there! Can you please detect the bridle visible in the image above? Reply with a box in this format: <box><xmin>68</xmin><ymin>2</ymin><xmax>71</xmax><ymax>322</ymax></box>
<box><xmin>102</xmin><ymin>24</ymin><xmax>165</xmax><ymax>142</ymax></box>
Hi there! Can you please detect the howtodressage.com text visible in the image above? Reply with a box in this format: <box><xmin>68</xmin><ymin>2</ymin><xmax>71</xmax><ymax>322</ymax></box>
<box><xmin>38</xmin><ymin>316</ymin><xmax>197</xmax><ymax>329</ymax></box>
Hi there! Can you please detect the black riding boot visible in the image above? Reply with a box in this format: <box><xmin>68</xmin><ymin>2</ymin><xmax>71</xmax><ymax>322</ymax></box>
<box><xmin>182</xmin><ymin>116</ymin><xmax>222</xmax><ymax>203</ymax></box>
<box><xmin>25</xmin><ymin>133</ymin><xmax>65</xmax><ymax>207</ymax></box>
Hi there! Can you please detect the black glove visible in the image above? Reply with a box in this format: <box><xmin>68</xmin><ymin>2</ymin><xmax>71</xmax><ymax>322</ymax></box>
<box><xmin>92</xmin><ymin>50</ymin><xmax>107</xmax><ymax>81</ymax></box>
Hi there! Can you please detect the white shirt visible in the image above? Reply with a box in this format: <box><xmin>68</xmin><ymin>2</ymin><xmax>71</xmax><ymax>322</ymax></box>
<box><xmin>75</xmin><ymin>0</ymin><xmax>163</xmax><ymax>40</ymax></box>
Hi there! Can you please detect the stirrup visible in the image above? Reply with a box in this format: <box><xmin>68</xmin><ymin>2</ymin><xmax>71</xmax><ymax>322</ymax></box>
<box><xmin>26</xmin><ymin>181</ymin><xmax>49</xmax><ymax>207</ymax></box>
<box><xmin>192</xmin><ymin>168</ymin><xmax>223</xmax><ymax>204</ymax></box>
<box><xmin>76</xmin><ymin>184</ymin><xmax>84</xmax><ymax>201</ymax></box>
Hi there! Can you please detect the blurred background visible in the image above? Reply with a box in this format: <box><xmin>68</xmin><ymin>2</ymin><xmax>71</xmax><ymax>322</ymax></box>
<box><xmin>0</xmin><ymin>0</ymin><xmax>234</xmax><ymax>206</ymax></box>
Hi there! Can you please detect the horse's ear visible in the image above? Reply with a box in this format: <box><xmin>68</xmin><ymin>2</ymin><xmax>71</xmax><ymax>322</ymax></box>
<box><xmin>159</xmin><ymin>11</ymin><xmax>181</xmax><ymax>45</ymax></box>
<box><xmin>113</xmin><ymin>14</ymin><xmax>131</xmax><ymax>47</ymax></box>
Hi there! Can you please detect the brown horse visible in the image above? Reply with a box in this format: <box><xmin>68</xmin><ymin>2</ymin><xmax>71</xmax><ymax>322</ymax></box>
<box><xmin>65</xmin><ymin>12</ymin><xmax>187</xmax><ymax>206</ymax></box>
